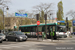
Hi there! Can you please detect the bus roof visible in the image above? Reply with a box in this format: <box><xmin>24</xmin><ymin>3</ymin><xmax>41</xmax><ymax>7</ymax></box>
<box><xmin>19</xmin><ymin>23</ymin><xmax>57</xmax><ymax>27</ymax></box>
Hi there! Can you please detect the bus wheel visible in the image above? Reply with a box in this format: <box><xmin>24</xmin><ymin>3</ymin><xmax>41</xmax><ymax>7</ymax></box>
<box><xmin>51</xmin><ymin>36</ymin><xmax>54</xmax><ymax>40</ymax></box>
<box><xmin>0</xmin><ymin>41</ymin><xmax>2</xmax><ymax>43</ymax></box>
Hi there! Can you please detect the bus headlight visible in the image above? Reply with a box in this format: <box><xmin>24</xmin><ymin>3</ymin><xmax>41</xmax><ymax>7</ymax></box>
<box><xmin>56</xmin><ymin>32</ymin><xmax>59</xmax><ymax>36</ymax></box>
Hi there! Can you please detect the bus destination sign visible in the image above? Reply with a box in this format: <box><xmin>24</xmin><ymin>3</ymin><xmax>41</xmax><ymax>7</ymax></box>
<box><xmin>57</xmin><ymin>22</ymin><xmax>66</xmax><ymax>25</ymax></box>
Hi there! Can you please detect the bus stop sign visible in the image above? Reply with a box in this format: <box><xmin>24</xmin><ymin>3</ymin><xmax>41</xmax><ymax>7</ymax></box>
<box><xmin>37</xmin><ymin>21</ymin><xmax>40</xmax><ymax>25</ymax></box>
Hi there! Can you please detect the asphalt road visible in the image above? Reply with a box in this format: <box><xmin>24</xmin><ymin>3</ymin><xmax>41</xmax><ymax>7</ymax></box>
<box><xmin>0</xmin><ymin>35</ymin><xmax>75</xmax><ymax>50</ymax></box>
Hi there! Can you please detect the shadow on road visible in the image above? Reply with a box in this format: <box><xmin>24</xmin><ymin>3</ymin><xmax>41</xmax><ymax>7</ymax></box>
<box><xmin>35</xmin><ymin>43</ymin><xmax>75</xmax><ymax>50</ymax></box>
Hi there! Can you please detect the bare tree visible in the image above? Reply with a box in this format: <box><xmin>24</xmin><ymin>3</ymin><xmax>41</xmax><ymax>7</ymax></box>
<box><xmin>17</xmin><ymin>10</ymin><xmax>28</xmax><ymax>13</ymax></box>
<box><xmin>16</xmin><ymin>10</ymin><xmax>36</xmax><ymax>25</ymax></box>
<box><xmin>32</xmin><ymin>3</ymin><xmax>54</xmax><ymax>23</ymax></box>
<box><xmin>66</xmin><ymin>10</ymin><xmax>75</xmax><ymax>20</ymax></box>
<box><xmin>18</xmin><ymin>10</ymin><xmax>36</xmax><ymax>24</ymax></box>
<box><xmin>33</xmin><ymin>3</ymin><xmax>53</xmax><ymax>14</ymax></box>
<box><xmin>16</xmin><ymin>10</ymin><xmax>28</xmax><ymax>25</ymax></box>
<box><xmin>0</xmin><ymin>0</ymin><xmax>10</xmax><ymax>6</ymax></box>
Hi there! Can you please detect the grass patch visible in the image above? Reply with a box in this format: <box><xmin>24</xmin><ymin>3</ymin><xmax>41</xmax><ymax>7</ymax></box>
<box><xmin>70</xmin><ymin>36</ymin><xmax>72</xmax><ymax>38</ymax></box>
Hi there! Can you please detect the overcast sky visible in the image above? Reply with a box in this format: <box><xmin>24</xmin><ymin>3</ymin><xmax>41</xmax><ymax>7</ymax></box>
<box><xmin>7</xmin><ymin>0</ymin><xmax>75</xmax><ymax>20</ymax></box>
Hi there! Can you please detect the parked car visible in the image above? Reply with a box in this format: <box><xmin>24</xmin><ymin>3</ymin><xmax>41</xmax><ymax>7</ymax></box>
<box><xmin>0</xmin><ymin>33</ymin><xmax>6</xmax><ymax>40</ymax></box>
<box><xmin>0</xmin><ymin>37</ymin><xmax>3</xmax><ymax>43</ymax></box>
<box><xmin>71</xmin><ymin>32</ymin><xmax>75</xmax><ymax>35</ymax></box>
<box><xmin>6</xmin><ymin>31</ymin><xmax>28</xmax><ymax>42</ymax></box>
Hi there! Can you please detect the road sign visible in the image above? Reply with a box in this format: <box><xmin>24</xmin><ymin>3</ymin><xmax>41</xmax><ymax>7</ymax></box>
<box><xmin>57</xmin><ymin>21</ymin><xmax>65</xmax><ymax>23</ymax></box>
<box><xmin>37</xmin><ymin>21</ymin><xmax>40</xmax><ymax>25</ymax></box>
<box><xmin>72</xmin><ymin>20</ymin><xmax>75</xmax><ymax>26</ymax></box>
<box><xmin>15</xmin><ymin>12</ymin><xmax>27</xmax><ymax>17</ymax></box>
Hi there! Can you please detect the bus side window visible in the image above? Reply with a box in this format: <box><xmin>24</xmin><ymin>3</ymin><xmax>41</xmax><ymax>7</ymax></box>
<box><xmin>42</xmin><ymin>26</ymin><xmax>45</xmax><ymax>32</ymax></box>
<box><xmin>53</xmin><ymin>26</ymin><xmax>55</xmax><ymax>32</ymax></box>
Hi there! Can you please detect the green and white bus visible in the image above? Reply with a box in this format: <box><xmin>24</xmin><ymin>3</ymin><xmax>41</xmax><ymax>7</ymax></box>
<box><xmin>19</xmin><ymin>22</ymin><xmax>67</xmax><ymax>39</ymax></box>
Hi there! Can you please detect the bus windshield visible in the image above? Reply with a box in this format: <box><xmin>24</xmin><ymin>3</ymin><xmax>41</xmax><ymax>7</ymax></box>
<box><xmin>57</xmin><ymin>26</ymin><xmax>66</xmax><ymax>32</ymax></box>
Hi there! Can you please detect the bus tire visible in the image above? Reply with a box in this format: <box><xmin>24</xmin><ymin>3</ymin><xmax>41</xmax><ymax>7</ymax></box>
<box><xmin>0</xmin><ymin>41</ymin><xmax>2</xmax><ymax>43</ymax></box>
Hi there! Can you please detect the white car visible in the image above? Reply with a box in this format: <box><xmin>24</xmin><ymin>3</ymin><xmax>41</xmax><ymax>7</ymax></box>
<box><xmin>0</xmin><ymin>37</ymin><xmax>3</xmax><ymax>43</ymax></box>
<box><xmin>0</xmin><ymin>33</ymin><xmax>6</xmax><ymax>40</ymax></box>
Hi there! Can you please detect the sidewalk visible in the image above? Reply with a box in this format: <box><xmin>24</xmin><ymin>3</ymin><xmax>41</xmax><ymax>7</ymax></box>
<box><xmin>27</xmin><ymin>38</ymin><xmax>63</xmax><ymax>43</ymax></box>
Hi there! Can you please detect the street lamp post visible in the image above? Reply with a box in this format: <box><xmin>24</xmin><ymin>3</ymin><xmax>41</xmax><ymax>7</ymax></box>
<box><xmin>6</xmin><ymin>6</ymin><xmax>9</xmax><ymax>32</ymax></box>
<box><xmin>3</xmin><ymin>6</ymin><xmax>9</xmax><ymax>34</ymax></box>
<box><xmin>3</xmin><ymin>7</ymin><xmax>4</xmax><ymax>34</ymax></box>
<box><xmin>50</xmin><ymin>13</ymin><xmax>53</xmax><ymax>41</ymax></box>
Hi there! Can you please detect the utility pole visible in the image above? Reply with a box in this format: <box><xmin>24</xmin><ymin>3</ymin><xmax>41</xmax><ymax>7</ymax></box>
<box><xmin>44</xmin><ymin>14</ymin><xmax>47</xmax><ymax>39</ymax></box>
<box><xmin>66</xmin><ymin>17</ymin><xmax>68</xmax><ymax>31</ymax></box>
<box><xmin>66</xmin><ymin>17</ymin><xmax>69</xmax><ymax>37</ymax></box>
<box><xmin>72</xmin><ymin>17</ymin><xmax>74</xmax><ymax>33</ymax></box>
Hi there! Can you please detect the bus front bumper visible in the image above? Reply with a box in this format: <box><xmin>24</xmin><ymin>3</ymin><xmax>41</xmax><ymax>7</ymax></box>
<box><xmin>56</xmin><ymin>35</ymin><xmax>67</xmax><ymax>38</ymax></box>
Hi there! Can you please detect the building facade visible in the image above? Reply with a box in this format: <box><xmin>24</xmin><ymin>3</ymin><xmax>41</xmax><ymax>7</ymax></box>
<box><xmin>5</xmin><ymin>17</ymin><xmax>57</xmax><ymax>30</ymax></box>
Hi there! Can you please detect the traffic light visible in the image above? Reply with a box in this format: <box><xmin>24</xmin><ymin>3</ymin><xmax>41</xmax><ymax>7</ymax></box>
<box><xmin>44</xmin><ymin>14</ymin><xmax>47</xmax><ymax>20</ymax></box>
<box><xmin>66</xmin><ymin>17</ymin><xmax>68</xmax><ymax>22</ymax></box>
<box><xmin>36</xmin><ymin>14</ymin><xmax>39</xmax><ymax>20</ymax></box>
